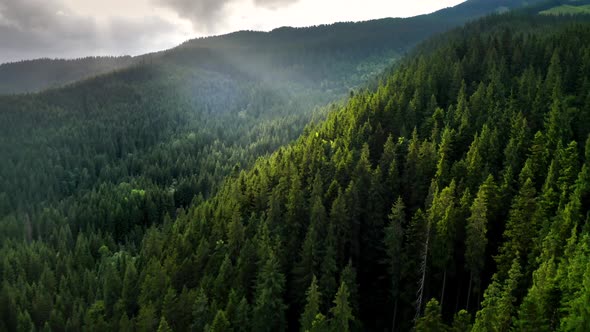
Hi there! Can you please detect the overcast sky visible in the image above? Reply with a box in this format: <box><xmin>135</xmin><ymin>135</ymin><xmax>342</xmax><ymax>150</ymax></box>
<box><xmin>0</xmin><ymin>0</ymin><xmax>465</xmax><ymax>64</ymax></box>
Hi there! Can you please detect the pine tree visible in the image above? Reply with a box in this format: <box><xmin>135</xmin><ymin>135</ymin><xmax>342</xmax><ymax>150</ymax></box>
<box><xmin>191</xmin><ymin>288</ymin><xmax>210</xmax><ymax>332</ymax></box>
<box><xmin>213</xmin><ymin>254</ymin><xmax>233</xmax><ymax>303</ymax></box>
<box><xmin>514</xmin><ymin>258</ymin><xmax>557</xmax><ymax>332</ymax></box>
<box><xmin>209</xmin><ymin>310</ymin><xmax>230</xmax><ymax>332</ymax></box>
<box><xmin>339</xmin><ymin>261</ymin><xmax>359</xmax><ymax>316</ymax></box>
<box><xmin>319</xmin><ymin>223</ymin><xmax>338</xmax><ymax>308</ymax></box>
<box><xmin>84</xmin><ymin>301</ymin><xmax>109</xmax><ymax>332</ymax></box>
<box><xmin>136</xmin><ymin>303</ymin><xmax>158</xmax><ymax>332</ymax></box>
<box><xmin>496</xmin><ymin>177</ymin><xmax>537</xmax><ymax>277</ymax></box>
<box><xmin>559</xmin><ymin>258</ymin><xmax>590</xmax><ymax>331</ymax></box>
<box><xmin>466</xmin><ymin>133</ymin><xmax>484</xmax><ymax>190</ymax></box>
<box><xmin>330</xmin><ymin>282</ymin><xmax>354</xmax><ymax>332</ymax></box>
<box><xmin>234</xmin><ymin>297</ymin><xmax>250</xmax><ymax>332</ymax></box>
<box><xmin>121</xmin><ymin>260</ymin><xmax>139</xmax><ymax>317</ymax></box>
<box><xmin>528</xmin><ymin>131</ymin><xmax>549</xmax><ymax>187</ymax></box>
<box><xmin>431</xmin><ymin>180</ymin><xmax>458</xmax><ymax>308</ymax></box>
<box><xmin>301</xmin><ymin>276</ymin><xmax>322</xmax><ymax>332</ymax></box>
<box><xmin>16</xmin><ymin>310</ymin><xmax>34</xmax><ymax>332</ymax></box>
<box><xmin>473</xmin><ymin>258</ymin><xmax>522</xmax><ymax>332</ymax></box>
<box><xmin>252</xmin><ymin>252</ymin><xmax>286</xmax><ymax>332</ymax></box>
<box><xmin>227</xmin><ymin>211</ymin><xmax>245</xmax><ymax>257</ymax></box>
<box><xmin>329</xmin><ymin>189</ymin><xmax>349</xmax><ymax>265</ymax></box>
<box><xmin>157</xmin><ymin>317</ymin><xmax>172</xmax><ymax>332</ymax></box>
<box><xmin>384</xmin><ymin>197</ymin><xmax>405</xmax><ymax>331</ymax></box>
<box><xmin>402</xmin><ymin>208</ymin><xmax>428</xmax><ymax>320</ymax></box>
<box><xmin>118</xmin><ymin>313</ymin><xmax>133</xmax><ymax>332</ymax></box>
<box><xmin>451</xmin><ymin>310</ymin><xmax>472</xmax><ymax>332</ymax></box>
<box><xmin>415</xmin><ymin>298</ymin><xmax>447</xmax><ymax>332</ymax></box>
<box><xmin>293</xmin><ymin>222</ymin><xmax>321</xmax><ymax>302</ymax></box>
<box><xmin>436</xmin><ymin>127</ymin><xmax>455</xmax><ymax>186</ymax></box>
<box><xmin>465</xmin><ymin>175</ymin><xmax>496</xmax><ymax>310</ymax></box>
<box><xmin>285</xmin><ymin>170</ymin><xmax>307</xmax><ymax>255</ymax></box>
<box><xmin>503</xmin><ymin>112</ymin><xmax>529</xmax><ymax>177</ymax></box>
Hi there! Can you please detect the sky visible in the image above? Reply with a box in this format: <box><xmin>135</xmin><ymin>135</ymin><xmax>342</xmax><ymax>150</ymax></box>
<box><xmin>0</xmin><ymin>0</ymin><xmax>465</xmax><ymax>64</ymax></box>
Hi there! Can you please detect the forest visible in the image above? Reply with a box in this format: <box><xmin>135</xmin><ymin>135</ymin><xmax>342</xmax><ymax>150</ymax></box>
<box><xmin>0</xmin><ymin>0</ymin><xmax>533</xmax><ymax>95</ymax></box>
<box><xmin>2</xmin><ymin>0</ymin><xmax>590</xmax><ymax>331</ymax></box>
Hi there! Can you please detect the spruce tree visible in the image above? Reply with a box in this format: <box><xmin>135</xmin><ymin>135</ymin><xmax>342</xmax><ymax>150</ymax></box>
<box><xmin>209</xmin><ymin>310</ymin><xmax>231</xmax><ymax>332</ymax></box>
<box><xmin>415</xmin><ymin>298</ymin><xmax>447</xmax><ymax>332</ymax></box>
<box><xmin>473</xmin><ymin>258</ymin><xmax>522</xmax><ymax>332</ymax></box>
<box><xmin>252</xmin><ymin>252</ymin><xmax>286</xmax><ymax>332</ymax></box>
<box><xmin>301</xmin><ymin>275</ymin><xmax>322</xmax><ymax>332</ymax></box>
<box><xmin>384</xmin><ymin>197</ymin><xmax>405</xmax><ymax>331</ymax></box>
<box><xmin>465</xmin><ymin>176</ymin><xmax>495</xmax><ymax>310</ymax></box>
<box><xmin>330</xmin><ymin>282</ymin><xmax>354</xmax><ymax>332</ymax></box>
<box><xmin>157</xmin><ymin>317</ymin><xmax>172</xmax><ymax>332</ymax></box>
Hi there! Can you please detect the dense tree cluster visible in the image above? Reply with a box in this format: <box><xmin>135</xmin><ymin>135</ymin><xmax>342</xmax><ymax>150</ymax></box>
<box><xmin>2</xmin><ymin>2</ymin><xmax>590</xmax><ymax>332</ymax></box>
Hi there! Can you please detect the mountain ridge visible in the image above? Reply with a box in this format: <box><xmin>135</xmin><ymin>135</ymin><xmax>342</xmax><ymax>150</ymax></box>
<box><xmin>0</xmin><ymin>0</ymin><xmax>546</xmax><ymax>95</ymax></box>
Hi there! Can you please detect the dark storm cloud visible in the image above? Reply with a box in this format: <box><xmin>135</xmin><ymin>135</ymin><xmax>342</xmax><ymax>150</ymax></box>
<box><xmin>0</xmin><ymin>0</ymin><xmax>182</xmax><ymax>63</ymax></box>
<box><xmin>155</xmin><ymin>0</ymin><xmax>300</xmax><ymax>32</ymax></box>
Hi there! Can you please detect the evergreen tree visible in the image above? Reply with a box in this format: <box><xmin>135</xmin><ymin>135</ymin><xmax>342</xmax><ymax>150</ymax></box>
<box><xmin>252</xmin><ymin>252</ymin><xmax>286</xmax><ymax>332</ymax></box>
<box><xmin>16</xmin><ymin>310</ymin><xmax>34</xmax><ymax>332</ymax></box>
<box><xmin>473</xmin><ymin>258</ymin><xmax>522</xmax><ymax>332</ymax></box>
<box><xmin>559</xmin><ymin>262</ymin><xmax>590</xmax><ymax>331</ymax></box>
<box><xmin>330</xmin><ymin>282</ymin><xmax>354</xmax><ymax>332</ymax></box>
<box><xmin>384</xmin><ymin>197</ymin><xmax>405</xmax><ymax>331</ymax></box>
<box><xmin>451</xmin><ymin>310</ymin><xmax>472</xmax><ymax>332</ymax></box>
<box><xmin>319</xmin><ymin>224</ymin><xmax>338</xmax><ymax>309</ymax></box>
<box><xmin>465</xmin><ymin>175</ymin><xmax>496</xmax><ymax>310</ymax></box>
<box><xmin>210</xmin><ymin>310</ymin><xmax>231</xmax><ymax>332</ymax></box>
<box><xmin>496</xmin><ymin>177</ymin><xmax>537</xmax><ymax>277</ymax></box>
<box><xmin>514</xmin><ymin>258</ymin><xmax>558</xmax><ymax>332</ymax></box>
<box><xmin>301</xmin><ymin>275</ymin><xmax>322</xmax><ymax>332</ymax></box>
<box><xmin>436</xmin><ymin>127</ymin><xmax>455</xmax><ymax>186</ymax></box>
<box><xmin>191</xmin><ymin>288</ymin><xmax>210</xmax><ymax>332</ymax></box>
<box><xmin>157</xmin><ymin>317</ymin><xmax>173</xmax><ymax>332</ymax></box>
<box><xmin>415</xmin><ymin>298</ymin><xmax>448</xmax><ymax>332</ymax></box>
<box><xmin>431</xmin><ymin>180</ymin><xmax>458</xmax><ymax>308</ymax></box>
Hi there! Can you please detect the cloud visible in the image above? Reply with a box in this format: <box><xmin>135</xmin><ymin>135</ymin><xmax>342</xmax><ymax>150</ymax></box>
<box><xmin>253</xmin><ymin>0</ymin><xmax>299</xmax><ymax>9</ymax></box>
<box><xmin>0</xmin><ymin>0</ymin><xmax>188</xmax><ymax>63</ymax></box>
<box><xmin>155</xmin><ymin>0</ymin><xmax>300</xmax><ymax>32</ymax></box>
<box><xmin>154</xmin><ymin>0</ymin><xmax>230</xmax><ymax>32</ymax></box>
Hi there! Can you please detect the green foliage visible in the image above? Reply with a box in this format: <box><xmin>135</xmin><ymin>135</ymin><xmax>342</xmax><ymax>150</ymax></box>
<box><xmin>415</xmin><ymin>298</ymin><xmax>448</xmax><ymax>332</ymax></box>
<box><xmin>329</xmin><ymin>282</ymin><xmax>355</xmax><ymax>332</ymax></box>
<box><xmin>210</xmin><ymin>310</ymin><xmax>231</xmax><ymax>332</ymax></box>
<box><xmin>451</xmin><ymin>310</ymin><xmax>472</xmax><ymax>332</ymax></box>
<box><xmin>252</xmin><ymin>252</ymin><xmax>286</xmax><ymax>332</ymax></box>
<box><xmin>301</xmin><ymin>276</ymin><xmax>322</xmax><ymax>332</ymax></box>
<box><xmin>2</xmin><ymin>5</ymin><xmax>590</xmax><ymax>332</ymax></box>
<box><xmin>473</xmin><ymin>259</ymin><xmax>522</xmax><ymax>332</ymax></box>
<box><xmin>157</xmin><ymin>316</ymin><xmax>173</xmax><ymax>332</ymax></box>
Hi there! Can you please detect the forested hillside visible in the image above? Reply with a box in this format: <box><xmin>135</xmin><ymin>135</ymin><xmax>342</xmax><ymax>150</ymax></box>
<box><xmin>0</xmin><ymin>57</ymin><xmax>137</xmax><ymax>95</ymax></box>
<box><xmin>0</xmin><ymin>1</ymin><xmax>548</xmax><ymax>249</ymax></box>
<box><xmin>2</xmin><ymin>5</ymin><xmax>590</xmax><ymax>331</ymax></box>
<box><xmin>0</xmin><ymin>0</ymin><xmax>539</xmax><ymax>95</ymax></box>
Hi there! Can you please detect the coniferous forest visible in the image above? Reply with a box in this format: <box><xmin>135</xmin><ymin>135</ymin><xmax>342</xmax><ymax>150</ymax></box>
<box><xmin>2</xmin><ymin>1</ymin><xmax>590</xmax><ymax>331</ymax></box>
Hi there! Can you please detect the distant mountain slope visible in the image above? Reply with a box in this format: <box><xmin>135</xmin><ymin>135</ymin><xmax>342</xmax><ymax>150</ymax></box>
<box><xmin>0</xmin><ymin>56</ymin><xmax>136</xmax><ymax>95</ymax></box>
<box><xmin>0</xmin><ymin>0</ymin><xmax>544</xmax><ymax>95</ymax></box>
